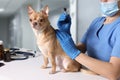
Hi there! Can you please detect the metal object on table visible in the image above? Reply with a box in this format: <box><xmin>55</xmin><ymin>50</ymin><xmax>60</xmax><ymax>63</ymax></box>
<box><xmin>10</xmin><ymin>48</ymin><xmax>35</xmax><ymax>60</ymax></box>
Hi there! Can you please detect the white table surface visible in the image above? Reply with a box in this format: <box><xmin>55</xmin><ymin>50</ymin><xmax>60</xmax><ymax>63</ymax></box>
<box><xmin>0</xmin><ymin>53</ymin><xmax>109</xmax><ymax>80</ymax></box>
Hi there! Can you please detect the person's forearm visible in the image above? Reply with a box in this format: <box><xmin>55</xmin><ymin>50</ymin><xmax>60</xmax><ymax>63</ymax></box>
<box><xmin>75</xmin><ymin>53</ymin><xmax>120</xmax><ymax>80</ymax></box>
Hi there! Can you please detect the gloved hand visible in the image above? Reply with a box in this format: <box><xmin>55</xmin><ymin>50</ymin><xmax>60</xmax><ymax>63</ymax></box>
<box><xmin>57</xmin><ymin>13</ymin><xmax>71</xmax><ymax>35</ymax></box>
<box><xmin>56</xmin><ymin>30</ymin><xmax>81</xmax><ymax>59</ymax></box>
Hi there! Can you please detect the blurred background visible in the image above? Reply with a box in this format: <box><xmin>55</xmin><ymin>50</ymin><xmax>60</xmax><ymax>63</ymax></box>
<box><xmin>0</xmin><ymin>0</ymin><xmax>101</xmax><ymax>51</ymax></box>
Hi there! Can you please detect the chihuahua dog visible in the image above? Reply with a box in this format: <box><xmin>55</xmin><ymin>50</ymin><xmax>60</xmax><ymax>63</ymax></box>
<box><xmin>28</xmin><ymin>5</ymin><xmax>81</xmax><ymax>74</ymax></box>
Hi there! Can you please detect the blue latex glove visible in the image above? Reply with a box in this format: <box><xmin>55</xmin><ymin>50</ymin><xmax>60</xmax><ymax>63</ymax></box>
<box><xmin>57</xmin><ymin>13</ymin><xmax>71</xmax><ymax>35</ymax></box>
<box><xmin>56</xmin><ymin>30</ymin><xmax>81</xmax><ymax>59</ymax></box>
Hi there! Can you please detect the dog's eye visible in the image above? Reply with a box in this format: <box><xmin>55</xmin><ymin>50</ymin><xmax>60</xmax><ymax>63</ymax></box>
<box><xmin>40</xmin><ymin>19</ymin><xmax>43</xmax><ymax>22</ymax></box>
<box><xmin>29</xmin><ymin>19</ymin><xmax>32</xmax><ymax>22</ymax></box>
<box><xmin>40</xmin><ymin>19</ymin><xmax>44</xmax><ymax>22</ymax></box>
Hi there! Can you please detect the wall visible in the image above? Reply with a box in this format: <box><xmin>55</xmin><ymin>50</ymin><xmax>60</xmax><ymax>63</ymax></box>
<box><xmin>8</xmin><ymin>13</ymin><xmax>22</xmax><ymax>48</ymax></box>
<box><xmin>0</xmin><ymin>18</ymin><xmax>9</xmax><ymax>48</ymax></box>
<box><xmin>69</xmin><ymin>0</ymin><xmax>77</xmax><ymax>43</ymax></box>
<box><xmin>77</xmin><ymin>0</ymin><xmax>101</xmax><ymax>43</ymax></box>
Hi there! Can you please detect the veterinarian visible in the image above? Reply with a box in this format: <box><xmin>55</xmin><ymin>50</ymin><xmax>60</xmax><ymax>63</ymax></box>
<box><xmin>56</xmin><ymin>0</ymin><xmax>120</xmax><ymax>80</ymax></box>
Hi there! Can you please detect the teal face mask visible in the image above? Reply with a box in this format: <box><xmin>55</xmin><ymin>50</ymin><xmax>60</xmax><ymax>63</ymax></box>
<box><xmin>100</xmin><ymin>1</ymin><xmax>119</xmax><ymax>16</ymax></box>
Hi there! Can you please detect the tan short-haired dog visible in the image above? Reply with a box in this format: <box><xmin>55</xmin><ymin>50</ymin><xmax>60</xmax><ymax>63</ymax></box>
<box><xmin>28</xmin><ymin>5</ymin><xmax>81</xmax><ymax>74</ymax></box>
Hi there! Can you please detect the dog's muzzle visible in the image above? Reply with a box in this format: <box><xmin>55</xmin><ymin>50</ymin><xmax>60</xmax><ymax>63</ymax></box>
<box><xmin>33</xmin><ymin>22</ymin><xmax>38</xmax><ymax>26</ymax></box>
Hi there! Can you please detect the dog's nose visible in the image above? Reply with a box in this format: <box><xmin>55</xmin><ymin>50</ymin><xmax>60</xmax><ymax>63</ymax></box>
<box><xmin>33</xmin><ymin>22</ymin><xmax>37</xmax><ymax>26</ymax></box>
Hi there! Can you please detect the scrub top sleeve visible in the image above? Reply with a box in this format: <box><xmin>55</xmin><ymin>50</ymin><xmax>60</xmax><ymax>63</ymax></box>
<box><xmin>111</xmin><ymin>28</ymin><xmax>120</xmax><ymax>58</ymax></box>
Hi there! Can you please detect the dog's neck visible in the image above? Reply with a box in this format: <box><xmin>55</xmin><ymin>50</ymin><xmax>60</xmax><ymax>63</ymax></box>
<box><xmin>33</xmin><ymin>24</ymin><xmax>54</xmax><ymax>37</ymax></box>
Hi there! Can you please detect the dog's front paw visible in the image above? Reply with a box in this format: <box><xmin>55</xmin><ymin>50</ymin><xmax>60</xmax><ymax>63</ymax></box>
<box><xmin>40</xmin><ymin>65</ymin><xmax>47</xmax><ymax>69</ymax></box>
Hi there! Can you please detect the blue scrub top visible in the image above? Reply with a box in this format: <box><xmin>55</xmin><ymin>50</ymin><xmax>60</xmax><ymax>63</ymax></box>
<box><xmin>81</xmin><ymin>17</ymin><xmax>120</xmax><ymax>62</ymax></box>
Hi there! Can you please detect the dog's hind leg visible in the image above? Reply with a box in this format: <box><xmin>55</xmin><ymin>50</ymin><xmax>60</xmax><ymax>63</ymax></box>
<box><xmin>63</xmin><ymin>58</ymin><xmax>81</xmax><ymax>72</ymax></box>
<box><xmin>57</xmin><ymin>56</ymin><xmax>64</xmax><ymax>70</ymax></box>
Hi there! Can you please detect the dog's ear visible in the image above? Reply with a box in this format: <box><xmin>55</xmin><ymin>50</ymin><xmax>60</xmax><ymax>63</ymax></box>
<box><xmin>28</xmin><ymin>6</ymin><xmax>35</xmax><ymax>15</ymax></box>
<box><xmin>42</xmin><ymin>5</ymin><xmax>49</xmax><ymax>16</ymax></box>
